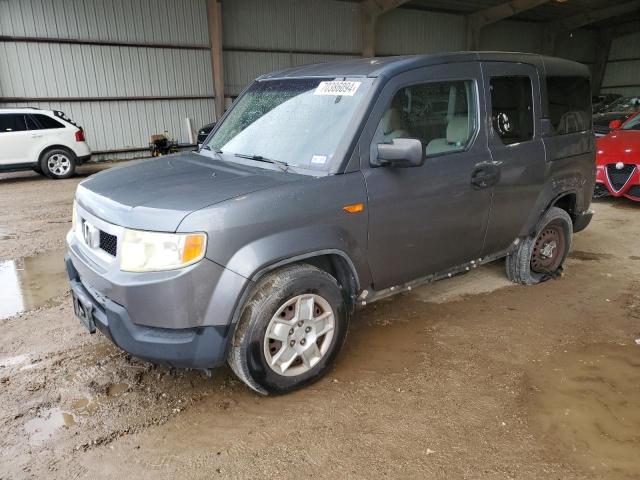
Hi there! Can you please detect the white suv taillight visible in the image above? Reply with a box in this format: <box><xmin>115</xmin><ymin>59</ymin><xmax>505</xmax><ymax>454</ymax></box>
<box><xmin>75</xmin><ymin>129</ymin><xmax>85</xmax><ymax>142</ymax></box>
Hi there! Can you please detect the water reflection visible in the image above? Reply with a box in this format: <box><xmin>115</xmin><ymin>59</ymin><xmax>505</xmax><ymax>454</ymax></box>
<box><xmin>0</xmin><ymin>249</ymin><xmax>68</xmax><ymax>320</ymax></box>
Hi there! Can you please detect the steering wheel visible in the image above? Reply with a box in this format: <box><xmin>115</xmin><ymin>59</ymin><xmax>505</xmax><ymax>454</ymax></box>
<box><xmin>496</xmin><ymin>112</ymin><xmax>513</xmax><ymax>136</ymax></box>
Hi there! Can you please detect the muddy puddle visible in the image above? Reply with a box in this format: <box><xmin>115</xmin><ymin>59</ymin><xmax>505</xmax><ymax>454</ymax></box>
<box><xmin>569</xmin><ymin>250</ymin><xmax>614</xmax><ymax>262</ymax></box>
<box><xmin>527</xmin><ymin>343</ymin><xmax>640</xmax><ymax>477</ymax></box>
<box><xmin>0</xmin><ymin>249</ymin><xmax>68</xmax><ymax>320</ymax></box>
<box><xmin>24</xmin><ymin>408</ymin><xmax>76</xmax><ymax>445</ymax></box>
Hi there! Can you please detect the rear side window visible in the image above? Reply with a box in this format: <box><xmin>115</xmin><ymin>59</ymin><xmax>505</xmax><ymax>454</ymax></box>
<box><xmin>31</xmin><ymin>114</ymin><xmax>65</xmax><ymax>130</ymax></box>
<box><xmin>0</xmin><ymin>114</ymin><xmax>28</xmax><ymax>132</ymax></box>
<box><xmin>490</xmin><ymin>76</ymin><xmax>534</xmax><ymax>145</ymax></box>
<box><xmin>546</xmin><ymin>76</ymin><xmax>591</xmax><ymax>135</ymax></box>
<box><xmin>376</xmin><ymin>80</ymin><xmax>477</xmax><ymax>157</ymax></box>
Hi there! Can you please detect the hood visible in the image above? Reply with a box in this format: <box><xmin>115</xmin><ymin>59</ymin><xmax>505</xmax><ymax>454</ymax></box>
<box><xmin>76</xmin><ymin>152</ymin><xmax>303</xmax><ymax>231</ymax></box>
<box><xmin>596</xmin><ymin>130</ymin><xmax>640</xmax><ymax>165</ymax></box>
<box><xmin>593</xmin><ymin>112</ymin><xmax>630</xmax><ymax>126</ymax></box>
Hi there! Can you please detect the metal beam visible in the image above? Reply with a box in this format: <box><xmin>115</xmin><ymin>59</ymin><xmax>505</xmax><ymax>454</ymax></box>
<box><xmin>206</xmin><ymin>0</ymin><xmax>225</xmax><ymax>120</ymax></box>
<box><xmin>544</xmin><ymin>1</ymin><xmax>640</xmax><ymax>56</ymax></box>
<box><xmin>0</xmin><ymin>95</ymin><xmax>215</xmax><ymax>103</ymax></box>
<box><xmin>0</xmin><ymin>35</ymin><xmax>209</xmax><ymax>50</ymax></box>
<box><xmin>549</xmin><ymin>0</ymin><xmax>640</xmax><ymax>33</ymax></box>
<box><xmin>361</xmin><ymin>0</ymin><xmax>411</xmax><ymax>57</ymax></box>
<box><xmin>591</xmin><ymin>31</ymin><xmax>612</xmax><ymax>95</ymax></box>
<box><xmin>602</xmin><ymin>19</ymin><xmax>640</xmax><ymax>39</ymax></box>
<box><xmin>466</xmin><ymin>0</ymin><xmax>550</xmax><ymax>50</ymax></box>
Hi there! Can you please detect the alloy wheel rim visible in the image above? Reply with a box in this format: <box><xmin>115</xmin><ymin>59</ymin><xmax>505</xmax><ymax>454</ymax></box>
<box><xmin>47</xmin><ymin>154</ymin><xmax>71</xmax><ymax>176</ymax></box>
<box><xmin>263</xmin><ymin>294</ymin><xmax>335</xmax><ymax>377</ymax></box>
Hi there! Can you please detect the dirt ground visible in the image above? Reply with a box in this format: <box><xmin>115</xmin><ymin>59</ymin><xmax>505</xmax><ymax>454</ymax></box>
<box><xmin>1</xmin><ymin>164</ymin><xmax>639</xmax><ymax>480</ymax></box>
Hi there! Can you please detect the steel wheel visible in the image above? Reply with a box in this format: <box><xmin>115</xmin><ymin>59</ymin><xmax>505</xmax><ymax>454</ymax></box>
<box><xmin>530</xmin><ymin>222</ymin><xmax>566</xmax><ymax>273</ymax></box>
<box><xmin>47</xmin><ymin>153</ymin><xmax>71</xmax><ymax>176</ymax></box>
<box><xmin>263</xmin><ymin>293</ymin><xmax>335</xmax><ymax>377</ymax></box>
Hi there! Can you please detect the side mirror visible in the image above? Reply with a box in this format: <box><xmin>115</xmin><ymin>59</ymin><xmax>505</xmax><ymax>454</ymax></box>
<box><xmin>376</xmin><ymin>138</ymin><xmax>424</xmax><ymax>168</ymax></box>
<box><xmin>609</xmin><ymin>119</ymin><xmax>622</xmax><ymax>130</ymax></box>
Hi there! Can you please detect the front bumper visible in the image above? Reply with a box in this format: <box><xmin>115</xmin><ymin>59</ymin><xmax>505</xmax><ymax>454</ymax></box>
<box><xmin>66</xmin><ymin>255</ymin><xmax>233</xmax><ymax>368</ymax></box>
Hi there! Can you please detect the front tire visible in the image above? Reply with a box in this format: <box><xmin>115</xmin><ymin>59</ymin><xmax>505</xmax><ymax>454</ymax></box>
<box><xmin>40</xmin><ymin>148</ymin><xmax>76</xmax><ymax>179</ymax></box>
<box><xmin>505</xmin><ymin>207</ymin><xmax>573</xmax><ymax>285</ymax></box>
<box><xmin>228</xmin><ymin>264</ymin><xmax>349</xmax><ymax>395</ymax></box>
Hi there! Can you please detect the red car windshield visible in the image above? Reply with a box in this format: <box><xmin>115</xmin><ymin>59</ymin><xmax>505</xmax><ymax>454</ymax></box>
<box><xmin>622</xmin><ymin>112</ymin><xmax>640</xmax><ymax>131</ymax></box>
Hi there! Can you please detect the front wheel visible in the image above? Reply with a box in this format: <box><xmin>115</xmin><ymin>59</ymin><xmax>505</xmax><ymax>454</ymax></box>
<box><xmin>505</xmin><ymin>207</ymin><xmax>573</xmax><ymax>285</ymax></box>
<box><xmin>228</xmin><ymin>264</ymin><xmax>349</xmax><ymax>395</ymax></box>
<box><xmin>40</xmin><ymin>148</ymin><xmax>76</xmax><ymax>179</ymax></box>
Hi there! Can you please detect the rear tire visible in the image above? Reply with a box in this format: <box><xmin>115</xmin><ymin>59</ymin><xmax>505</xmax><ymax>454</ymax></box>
<box><xmin>40</xmin><ymin>148</ymin><xmax>76</xmax><ymax>179</ymax></box>
<box><xmin>228</xmin><ymin>264</ymin><xmax>349</xmax><ymax>395</ymax></box>
<box><xmin>505</xmin><ymin>207</ymin><xmax>573</xmax><ymax>285</ymax></box>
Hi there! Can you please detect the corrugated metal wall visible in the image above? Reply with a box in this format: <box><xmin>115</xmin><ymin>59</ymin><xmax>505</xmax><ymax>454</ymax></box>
<box><xmin>0</xmin><ymin>0</ymin><xmax>215</xmax><ymax>161</ymax></box>
<box><xmin>0</xmin><ymin>0</ymin><xmax>602</xmax><ymax>161</ymax></box>
<box><xmin>221</xmin><ymin>0</ymin><xmax>360</xmax><ymax>96</ymax></box>
<box><xmin>222</xmin><ymin>0</ymin><xmax>598</xmax><ymax>97</ymax></box>
<box><xmin>601</xmin><ymin>31</ymin><xmax>640</xmax><ymax>97</ymax></box>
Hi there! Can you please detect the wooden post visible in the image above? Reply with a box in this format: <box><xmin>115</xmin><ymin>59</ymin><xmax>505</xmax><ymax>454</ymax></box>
<box><xmin>206</xmin><ymin>0</ymin><xmax>225</xmax><ymax>120</ymax></box>
<box><xmin>361</xmin><ymin>6</ymin><xmax>377</xmax><ymax>58</ymax></box>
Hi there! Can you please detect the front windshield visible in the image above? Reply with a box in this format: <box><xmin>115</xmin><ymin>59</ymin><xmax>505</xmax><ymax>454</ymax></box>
<box><xmin>605</xmin><ymin>96</ymin><xmax>640</xmax><ymax>113</ymax></box>
<box><xmin>622</xmin><ymin>113</ymin><xmax>640</xmax><ymax>131</ymax></box>
<box><xmin>204</xmin><ymin>78</ymin><xmax>371</xmax><ymax>173</ymax></box>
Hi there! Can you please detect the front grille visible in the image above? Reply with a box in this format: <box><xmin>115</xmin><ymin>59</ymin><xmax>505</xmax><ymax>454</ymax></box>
<box><xmin>627</xmin><ymin>185</ymin><xmax>640</xmax><ymax>199</ymax></box>
<box><xmin>606</xmin><ymin>164</ymin><xmax>636</xmax><ymax>192</ymax></box>
<box><xmin>99</xmin><ymin>230</ymin><xmax>117</xmax><ymax>256</ymax></box>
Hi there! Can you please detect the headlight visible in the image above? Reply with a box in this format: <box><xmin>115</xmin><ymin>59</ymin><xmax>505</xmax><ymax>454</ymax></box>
<box><xmin>120</xmin><ymin>229</ymin><xmax>207</xmax><ymax>272</ymax></box>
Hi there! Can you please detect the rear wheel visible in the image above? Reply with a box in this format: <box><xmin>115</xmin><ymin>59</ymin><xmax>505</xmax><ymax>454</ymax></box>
<box><xmin>505</xmin><ymin>207</ymin><xmax>573</xmax><ymax>285</ymax></box>
<box><xmin>40</xmin><ymin>148</ymin><xmax>76</xmax><ymax>179</ymax></box>
<box><xmin>228</xmin><ymin>264</ymin><xmax>349</xmax><ymax>394</ymax></box>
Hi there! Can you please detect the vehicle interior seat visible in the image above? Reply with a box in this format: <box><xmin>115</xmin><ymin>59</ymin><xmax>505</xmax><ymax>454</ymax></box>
<box><xmin>425</xmin><ymin>116</ymin><xmax>469</xmax><ymax>155</ymax></box>
<box><xmin>380</xmin><ymin>108</ymin><xmax>410</xmax><ymax>142</ymax></box>
<box><xmin>555</xmin><ymin>110</ymin><xmax>590</xmax><ymax>134</ymax></box>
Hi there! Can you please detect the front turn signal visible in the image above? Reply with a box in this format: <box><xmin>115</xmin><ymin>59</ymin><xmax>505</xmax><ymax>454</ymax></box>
<box><xmin>343</xmin><ymin>203</ymin><xmax>365</xmax><ymax>214</ymax></box>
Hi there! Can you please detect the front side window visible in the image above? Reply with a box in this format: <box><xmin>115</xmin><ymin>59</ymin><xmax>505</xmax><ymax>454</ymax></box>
<box><xmin>205</xmin><ymin>78</ymin><xmax>372</xmax><ymax>173</ymax></box>
<box><xmin>0</xmin><ymin>114</ymin><xmax>27</xmax><ymax>133</ymax></box>
<box><xmin>546</xmin><ymin>76</ymin><xmax>591</xmax><ymax>135</ymax></box>
<box><xmin>376</xmin><ymin>80</ymin><xmax>476</xmax><ymax>157</ymax></box>
<box><xmin>490</xmin><ymin>76</ymin><xmax>534</xmax><ymax>145</ymax></box>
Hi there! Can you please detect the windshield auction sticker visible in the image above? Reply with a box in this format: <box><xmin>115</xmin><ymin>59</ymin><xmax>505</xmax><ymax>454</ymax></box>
<box><xmin>314</xmin><ymin>81</ymin><xmax>361</xmax><ymax>96</ymax></box>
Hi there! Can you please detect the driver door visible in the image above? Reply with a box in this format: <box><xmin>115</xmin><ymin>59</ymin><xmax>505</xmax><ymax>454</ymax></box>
<box><xmin>362</xmin><ymin>63</ymin><xmax>494</xmax><ymax>289</ymax></box>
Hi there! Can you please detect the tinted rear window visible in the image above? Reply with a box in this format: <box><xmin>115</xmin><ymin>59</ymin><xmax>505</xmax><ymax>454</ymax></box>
<box><xmin>31</xmin><ymin>114</ymin><xmax>65</xmax><ymax>129</ymax></box>
<box><xmin>546</xmin><ymin>76</ymin><xmax>591</xmax><ymax>135</ymax></box>
<box><xmin>0</xmin><ymin>114</ymin><xmax>28</xmax><ymax>132</ymax></box>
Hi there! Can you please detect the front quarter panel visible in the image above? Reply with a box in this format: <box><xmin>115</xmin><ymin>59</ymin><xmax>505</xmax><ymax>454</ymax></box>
<box><xmin>178</xmin><ymin>172</ymin><xmax>371</xmax><ymax>288</ymax></box>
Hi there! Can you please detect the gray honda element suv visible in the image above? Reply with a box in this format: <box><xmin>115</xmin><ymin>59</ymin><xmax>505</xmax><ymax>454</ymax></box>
<box><xmin>66</xmin><ymin>52</ymin><xmax>595</xmax><ymax>394</ymax></box>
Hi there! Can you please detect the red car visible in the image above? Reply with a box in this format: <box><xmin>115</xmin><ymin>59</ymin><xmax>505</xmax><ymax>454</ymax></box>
<box><xmin>595</xmin><ymin>111</ymin><xmax>640</xmax><ymax>201</ymax></box>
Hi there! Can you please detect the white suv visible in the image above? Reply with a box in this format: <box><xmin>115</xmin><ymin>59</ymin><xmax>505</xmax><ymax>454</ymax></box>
<box><xmin>0</xmin><ymin>108</ymin><xmax>91</xmax><ymax>179</ymax></box>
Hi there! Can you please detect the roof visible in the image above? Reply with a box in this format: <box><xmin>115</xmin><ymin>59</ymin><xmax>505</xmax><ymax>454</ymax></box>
<box><xmin>258</xmin><ymin>52</ymin><xmax>589</xmax><ymax>81</ymax></box>
<box><xmin>0</xmin><ymin>107</ymin><xmax>45</xmax><ymax>113</ymax></box>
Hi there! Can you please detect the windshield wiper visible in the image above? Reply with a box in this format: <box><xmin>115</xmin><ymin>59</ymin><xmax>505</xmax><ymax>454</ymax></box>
<box><xmin>234</xmin><ymin>153</ymin><xmax>289</xmax><ymax>172</ymax></box>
